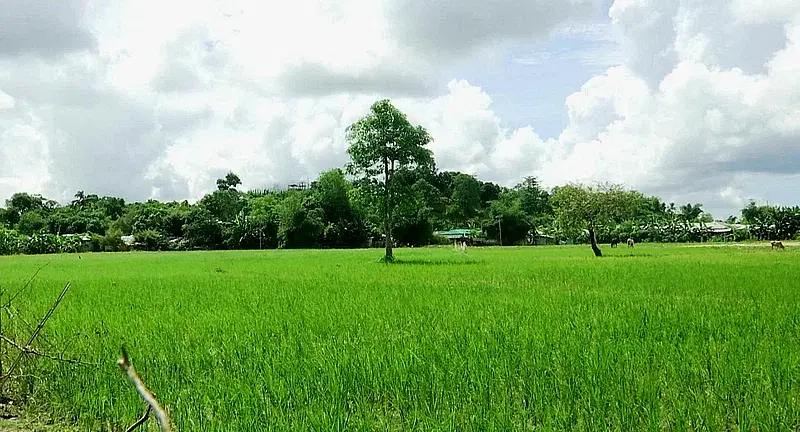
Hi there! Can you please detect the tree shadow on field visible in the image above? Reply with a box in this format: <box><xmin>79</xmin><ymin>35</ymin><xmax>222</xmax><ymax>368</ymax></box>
<box><xmin>605</xmin><ymin>253</ymin><xmax>655</xmax><ymax>258</ymax></box>
<box><xmin>388</xmin><ymin>257</ymin><xmax>484</xmax><ymax>266</ymax></box>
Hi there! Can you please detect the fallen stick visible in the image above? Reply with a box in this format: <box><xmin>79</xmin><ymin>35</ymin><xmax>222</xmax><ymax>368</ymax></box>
<box><xmin>117</xmin><ymin>347</ymin><xmax>171</xmax><ymax>432</ymax></box>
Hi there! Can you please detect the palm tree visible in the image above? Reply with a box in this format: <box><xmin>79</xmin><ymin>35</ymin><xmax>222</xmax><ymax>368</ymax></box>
<box><xmin>72</xmin><ymin>191</ymin><xmax>86</xmax><ymax>208</ymax></box>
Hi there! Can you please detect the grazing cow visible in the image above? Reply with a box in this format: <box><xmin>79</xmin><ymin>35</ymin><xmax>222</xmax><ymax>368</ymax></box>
<box><xmin>610</xmin><ymin>239</ymin><xmax>618</xmax><ymax>248</ymax></box>
<box><xmin>627</xmin><ymin>238</ymin><xmax>635</xmax><ymax>248</ymax></box>
<box><xmin>771</xmin><ymin>240</ymin><xmax>785</xmax><ymax>250</ymax></box>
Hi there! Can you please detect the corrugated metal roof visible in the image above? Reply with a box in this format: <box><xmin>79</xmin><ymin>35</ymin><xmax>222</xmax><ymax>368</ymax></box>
<box><xmin>437</xmin><ymin>229</ymin><xmax>473</xmax><ymax>235</ymax></box>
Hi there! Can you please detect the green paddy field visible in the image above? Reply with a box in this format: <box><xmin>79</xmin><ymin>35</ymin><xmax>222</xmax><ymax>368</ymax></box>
<box><xmin>0</xmin><ymin>245</ymin><xmax>798</xmax><ymax>431</ymax></box>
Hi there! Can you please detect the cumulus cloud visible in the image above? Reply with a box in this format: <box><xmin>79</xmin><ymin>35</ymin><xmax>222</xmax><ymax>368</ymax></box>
<box><xmin>0</xmin><ymin>0</ymin><xmax>799</xmax><ymax>218</ymax></box>
<box><xmin>385</xmin><ymin>0</ymin><xmax>601</xmax><ymax>59</ymax></box>
<box><xmin>536</xmin><ymin>1</ymin><xmax>800</xmax><ymax>215</ymax></box>
<box><xmin>0</xmin><ymin>0</ymin><xmax>97</xmax><ymax>58</ymax></box>
<box><xmin>276</xmin><ymin>62</ymin><xmax>436</xmax><ymax>98</ymax></box>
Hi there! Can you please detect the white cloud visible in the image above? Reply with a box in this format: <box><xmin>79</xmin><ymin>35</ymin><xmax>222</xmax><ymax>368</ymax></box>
<box><xmin>0</xmin><ymin>0</ymin><xmax>799</xmax><ymax>218</ymax></box>
<box><xmin>0</xmin><ymin>0</ymin><xmax>96</xmax><ymax>58</ymax></box>
<box><xmin>0</xmin><ymin>90</ymin><xmax>13</xmax><ymax>110</ymax></box>
<box><xmin>512</xmin><ymin>22</ymin><xmax>625</xmax><ymax>70</ymax></box>
<box><xmin>536</xmin><ymin>1</ymin><xmax>800</xmax><ymax>216</ymax></box>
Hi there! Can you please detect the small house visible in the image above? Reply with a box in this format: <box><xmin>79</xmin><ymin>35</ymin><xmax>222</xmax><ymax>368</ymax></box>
<box><xmin>435</xmin><ymin>228</ymin><xmax>478</xmax><ymax>246</ymax></box>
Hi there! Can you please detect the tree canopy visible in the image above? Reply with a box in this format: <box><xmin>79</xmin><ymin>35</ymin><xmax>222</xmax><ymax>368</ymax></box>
<box><xmin>345</xmin><ymin>99</ymin><xmax>434</xmax><ymax>261</ymax></box>
<box><xmin>551</xmin><ymin>184</ymin><xmax>642</xmax><ymax>256</ymax></box>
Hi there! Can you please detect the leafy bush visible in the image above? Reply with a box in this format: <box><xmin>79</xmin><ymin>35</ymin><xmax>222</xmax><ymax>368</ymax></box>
<box><xmin>0</xmin><ymin>228</ymin><xmax>23</xmax><ymax>255</ymax></box>
<box><xmin>90</xmin><ymin>233</ymin><xmax>104</xmax><ymax>252</ymax></box>
<box><xmin>430</xmin><ymin>235</ymin><xmax>451</xmax><ymax>246</ymax></box>
<box><xmin>133</xmin><ymin>230</ymin><xmax>168</xmax><ymax>251</ymax></box>
<box><xmin>23</xmin><ymin>233</ymin><xmax>60</xmax><ymax>255</ymax></box>
<box><xmin>58</xmin><ymin>235</ymin><xmax>81</xmax><ymax>253</ymax></box>
<box><xmin>102</xmin><ymin>229</ymin><xmax>125</xmax><ymax>252</ymax></box>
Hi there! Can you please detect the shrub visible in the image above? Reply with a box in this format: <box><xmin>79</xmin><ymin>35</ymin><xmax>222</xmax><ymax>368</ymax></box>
<box><xmin>0</xmin><ymin>228</ymin><xmax>23</xmax><ymax>255</ymax></box>
<box><xmin>24</xmin><ymin>233</ymin><xmax>60</xmax><ymax>255</ymax></box>
<box><xmin>133</xmin><ymin>230</ymin><xmax>168</xmax><ymax>251</ymax></box>
<box><xmin>90</xmin><ymin>234</ymin><xmax>104</xmax><ymax>252</ymax></box>
<box><xmin>102</xmin><ymin>229</ymin><xmax>125</xmax><ymax>252</ymax></box>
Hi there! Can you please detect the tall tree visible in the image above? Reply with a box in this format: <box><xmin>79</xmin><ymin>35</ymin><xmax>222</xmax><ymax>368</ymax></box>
<box><xmin>204</xmin><ymin>173</ymin><xmax>245</xmax><ymax>222</ymax></box>
<box><xmin>6</xmin><ymin>192</ymin><xmax>46</xmax><ymax>215</ymax></box>
<box><xmin>484</xmin><ymin>190</ymin><xmax>532</xmax><ymax>245</ymax></box>
<box><xmin>551</xmin><ymin>183</ymin><xmax>641</xmax><ymax>257</ymax></box>
<box><xmin>448</xmin><ymin>173</ymin><xmax>482</xmax><ymax>225</ymax></box>
<box><xmin>679</xmin><ymin>203</ymin><xmax>704</xmax><ymax>222</ymax></box>
<box><xmin>216</xmin><ymin>172</ymin><xmax>242</xmax><ymax>191</ymax></box>
<box><xmin>345</xmin><ymin>99</ymin><xmax>433</xmax><ymax>261</ymax></box>
<box><xmin>72</xmin><ymin>191</ymin><xmax>86</xmax><ymax>208</ymax></box>
<box><xmin>247</xmin><ymin>194</ymin><xmax>280</xmax><ymax>249</ymax></box>
<box><xmin>312</xmin><ymin>169</ymin><xmax>369</xmax><ymax>248</ymax></box>
<box><xmin>515</xmin><ymin>176</ymin><xmax>552</xmax><ymax>231</ymax></box>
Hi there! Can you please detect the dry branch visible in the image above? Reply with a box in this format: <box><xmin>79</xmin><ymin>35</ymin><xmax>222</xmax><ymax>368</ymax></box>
<box><xmin>118</xmin><ymin>347</ymin><xmax>171</xmax><ymax>432</ymax></box>
<box><xmin>124</xmin><ymin>405</ymin><xmax>152</xmax><ymax>432</ymax></box>
<box><xmin>9</xmin><ymin>260</ymin><xmax>54</xmax><ymax>302</ymax></box>
<box><xmin>0</xmin><ymin>335</ymin><xmax>96</xmax><ymax>367</ymax></box>
<box><xmin>0</xmin><ymin>282</ymin><xmax>71</xmax><ymax>391</ymax></box>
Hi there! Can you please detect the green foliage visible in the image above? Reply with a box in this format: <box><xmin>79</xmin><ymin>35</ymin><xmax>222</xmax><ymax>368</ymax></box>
<box><xmin>0</xmin><ymin>207</ymin><xmax>16</xmax><ymax>227</ymax></box>
<box><xmin>447</xmin><ymin>173</ymin><xmax>482</xmax><ymax>224</ymax></box>
<box><xmin>16</xmin><ymin>211</ymin><xmax>47</xmax><ymax>235</ymax></box>
<box><xmin>313</xmin><ymin>169</ymin><xmax>352</xmax><ymax>222</ymax></box>
<box><xmin>216</xmin><ymin>172</ymin><xmax>242</xmax><ymax>191</ymax></box>
<box><xmin>392</xmin><ymin>213</ymin><xmax>434</xmax><ymax>246</ymax></box>
<box><xmin>741</xmin><ymin>201</ymin><xmax>800</xmax><ymax>240</ymax></box>
<box><xmin>551</xmin><ymin>183</ymin><xmax>642</xmax><ymax>235</ymax></box>
<box><xmin>346</xmin><ymin>99</ymin><xmax>434</xmax><ymax>259</ymax></box>
<box><xmin>46</xmin><ymin>206</ymin><xmax>108</xmax><ymax>235</ymax></box>
<box><xmin>516</xmin><ymin>176</ymin><xmax>551</xmax><ymax>218</ymax></box>
<box><xmin>484</xmin><ymin>190</ymin><xmax>533</xmax><ymax>245</ymax></box>
<box><xmin>183</xmin><ymin>207</ymin><xmax>223</xmax><ymax>249</ymax></box>
<box><xmin>133</xmin><ymin>230</ymin><xmax>169</xmax><ymax>251</ymax></box>
<box><xmin>551</xmin><ymin>183</ymin><xmax>643</xmax><ymax>255</ymax></box>
<box><xmin>679</xmin><ymin>203</ymin><xmax>705</xmax><ymax>222</ymax></box>
<box><xmin>0</xmin><ymin>228</ymin><xmax>23</xmax><ymax>255</ymax></box>
<box><xmin>89</xmin><ymin>233</ymin><xmax>104</xmax><ymax>252</ymax></box>
<box><xmin>6</xmin><ymin>192</ymin><xmax>47</xmax><ymax>214</ymax></box>
<box><xmin>201</xmin><ymin>189</ymin><xmax>245</xmax><ymax>222</ymax></box>
<box><xmin>479</xmin><ymin>181</ymin><xmax>503</xmax><ymax>206</ymax></box>
<box><xmin>22</xmin><ymin>233</ymin><xmax>60</xmax><ymax>255</ymax></box>
<box><xmin>101</xmin><ymin>228</ymin><xmax>125</xmax><ymax>252</ymax></box>
<box><xmin>247</xmin><ymin>195</ymin><xmax>280</xmax><ymax>249</ymax></box>
<box><xmin>276</xmin><ymin>193</ymin><xmax>324</xmax><ymax>249</ymax></box>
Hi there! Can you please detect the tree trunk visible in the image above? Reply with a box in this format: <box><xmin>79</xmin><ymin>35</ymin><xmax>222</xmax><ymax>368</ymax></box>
<box><xmin>588</xmin><ymin>226</ymin><xmax>602</xmax><ymax>257</ymax></box>
<box><xmin>383</xmin><ymin>158</ymin><xmax>393</xmax><ymax>261</ymax></box>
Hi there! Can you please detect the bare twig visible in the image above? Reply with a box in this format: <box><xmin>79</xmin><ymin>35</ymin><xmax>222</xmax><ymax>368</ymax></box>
<box><xmin>0</xmin><ymin>335</ymin><xmax>96</xmax><ymax>367</ymax></box>
<box><xmin>0</xmin><ymin>282</ymin><xmax>71</xmax><ymax>391</ymax></box>
<box><xmin>9</xmin><ymin>260</ymin><xmax>54</xmax><ymax>302</ymax></box>
<box><xmin>118</xmin><ymin>347</ymin><xmax>171</xmax><ymax>432</ymax></box>
<box><xmin>124</xmin><ymin>406</ymin><xmax>152</xmax><ymax>432</ymax></box>
<box><xmin>4</xmin><ymin>309</ymin><xmax>59</xmax><ymax>352</ymax></box>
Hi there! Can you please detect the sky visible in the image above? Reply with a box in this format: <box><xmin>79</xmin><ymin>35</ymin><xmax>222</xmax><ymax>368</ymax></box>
<box><xmin>1</xmin><ymin>0</ymin><xmax>799</xmax><ymax>219</ymax></box>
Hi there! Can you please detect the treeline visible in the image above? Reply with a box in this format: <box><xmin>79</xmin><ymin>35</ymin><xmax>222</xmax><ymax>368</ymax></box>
<box><xmin>0</xmin><ymin>170</ymin><xmax>551</xmax><ymax>254</ymax></box>
<box><xmin>1</xmin><ymin>99</ymin><xmax>798</xmax><ymax>256</ymax></box>
<box><xmin>1</xmin><ymin>170</ymin><xmax>796</xmax><ymax>256</ymax></box>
